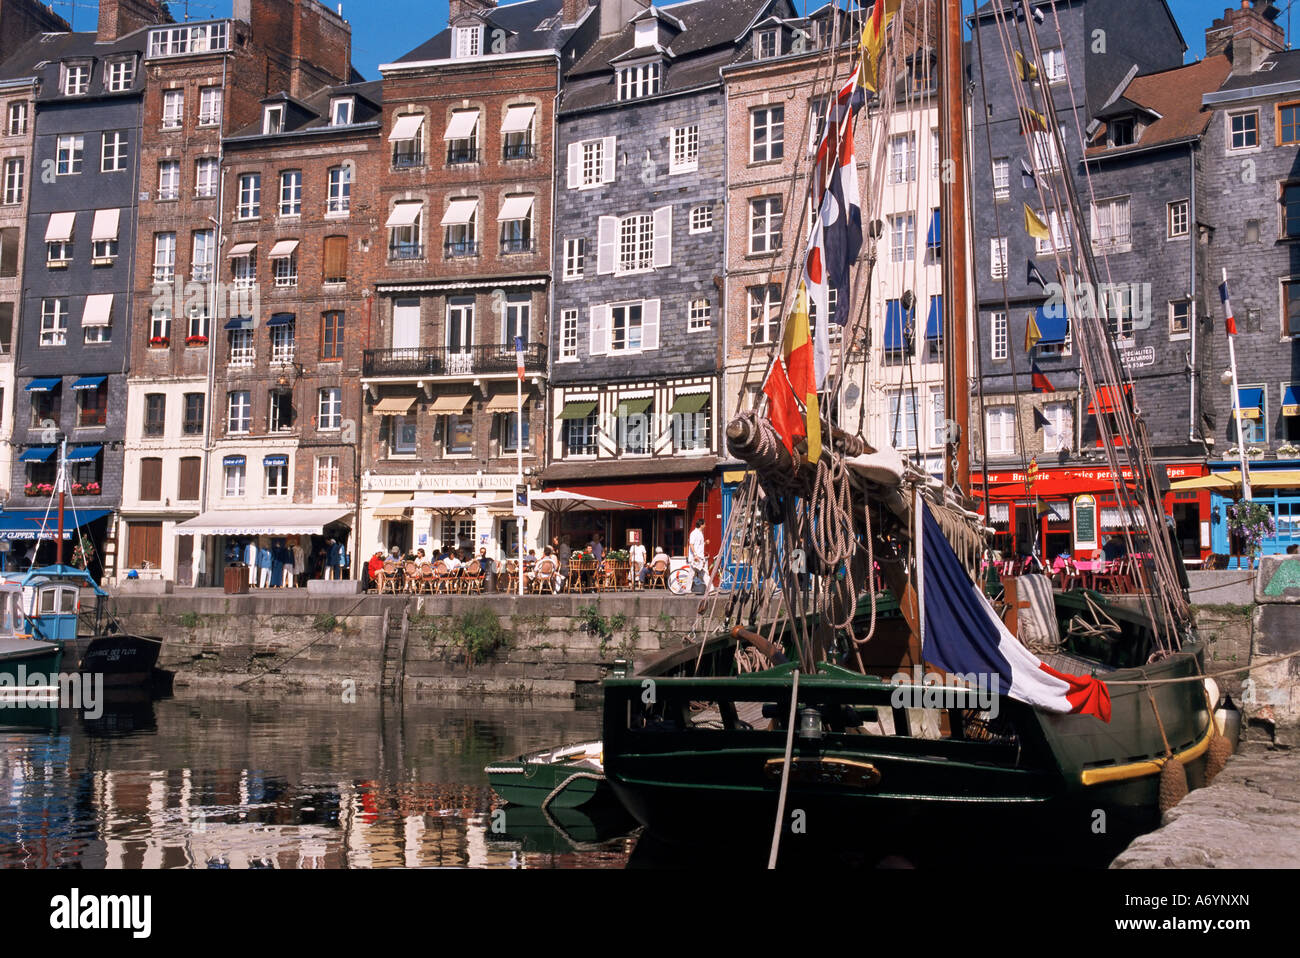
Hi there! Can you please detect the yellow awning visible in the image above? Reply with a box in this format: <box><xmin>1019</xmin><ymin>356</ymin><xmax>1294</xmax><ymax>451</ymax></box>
<box><xmin>373</xmin><ymin>394</ymin><xmax>417</xmax><ymax>415</ymax></box>
<box><xmin>430</xmin><ymin>394</ymin><xmax>472</xmax><ymax>414</ymax></box>
<box><xmin>1168</xmin><ymin>473</ymin><xmax>1240</xmax><ymax>491</ymax></box>
<box><xmin>372</xmin><ymin>493</ymin><xmax>414</xmax><ymax>517</ymax></box>
<box><xmin>485</xmin><ymin>390</ymin><xmax>528</xmax><ymax>413</ymax></box>
<box><xmin>1169</xmin><ymin>470</ymin><xmax>1300</xmax><ymax>491</ymax></box>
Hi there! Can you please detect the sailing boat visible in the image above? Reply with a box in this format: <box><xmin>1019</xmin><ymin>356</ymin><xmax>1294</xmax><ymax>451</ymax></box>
<box><xmin>598</xmin><ymin>0</ymin><xmax>1217</xmax><ymax>861</ymax></box>
<box><xmin>1</xmin><ymin>441</ymin><xmax>163</xmax><ymax>690</ymax></box>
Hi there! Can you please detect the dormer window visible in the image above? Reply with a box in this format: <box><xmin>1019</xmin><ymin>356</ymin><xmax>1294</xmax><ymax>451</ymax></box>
<box><xmin>1108</xmin><ymin>117</ymin><xmax>1135</xmax><ymax>148</ymax></box>
<box><xmin>105</xmin><ymin>57</ymin><xmax>135</xmax><ymax>92</ymax></box>
<box><xmin>263</xmin><ymin>105</ymin><xmax>284</xmax><ymax>135</ymax></box>
<box><xmin>754</xmin><ymin>29</ymin><xmax>779</xmax><ymax>60</ymax></box>
<box><xmin>454</xmin><ymin>25</ymin><xmax>483</xmax><ymax>58</ymax></box>
<box><xmin>330</xmin><ymin>97</ymin><xmax>353</xmax><ymax>126</ymax></box>
<box><xmin>63</xmin><ymin>63</ymin><xmax>90</xmax><ymax>96</ymax></box>
<box><xmin>618</xmin><ymin>61</ymin><xmax>661</xmax><ymax>101</ymax></box>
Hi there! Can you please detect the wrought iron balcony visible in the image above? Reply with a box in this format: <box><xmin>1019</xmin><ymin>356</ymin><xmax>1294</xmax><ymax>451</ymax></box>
<box><xmin>444</xmin><ymin>240</ymin><xmax>480</xmax><ymax>259</ymax></box>
<box><xmin>446</xmin><ymin>145</ymin><xmax>480</xmax><ymax>165</ymax></box>
<box><xmin>364</xmin><ymin>342</ymin><xmax>548</xmax><ymax>379</ymax></box>
<box><xmin>503</xmin><ymin>141</ymin><xmax>535</xmax><ymax>160</ymax></box>
<box><xmin>500</xmin><ymin>237</ymin><xmax>535</xmax><ymax>255</ymax></box>
<box><xmin>389</xmin><ymin>243</ymin><xmax>424</xmax><ymax>262</ymax></box>
<box><xmin>392</xmin><ymin>150</ymin><xmax>424</xmax><ymax>169</ymax></box>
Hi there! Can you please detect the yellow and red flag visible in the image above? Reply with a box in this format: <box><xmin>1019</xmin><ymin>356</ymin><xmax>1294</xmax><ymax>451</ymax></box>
<box><xmin>858</xmin><ymin>0</ymin><xmax>901</xmax><ymax>92</ymax></box>
<box><xmin>762</xmin><ymin>282</ymin><xmax>821</xmax><ymax>463</ymax></box>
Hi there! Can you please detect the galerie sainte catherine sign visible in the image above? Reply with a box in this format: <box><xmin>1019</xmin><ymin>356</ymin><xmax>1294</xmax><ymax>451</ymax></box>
<box><xmin>363</xmin><ymin>474</ymin><xmax>514</xmax><ymax>492</ymax></box>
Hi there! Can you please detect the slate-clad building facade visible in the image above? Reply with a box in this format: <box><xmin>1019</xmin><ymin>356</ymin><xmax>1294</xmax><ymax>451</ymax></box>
<box><xmin>1</xmin><ymin>9</ymin><xmax>169</xmax><ymax>576</ymax></box>
<box><xmin>547</xmin><ymin>0</ymin><xmax>782</xmax><ymax>555</ymax></box>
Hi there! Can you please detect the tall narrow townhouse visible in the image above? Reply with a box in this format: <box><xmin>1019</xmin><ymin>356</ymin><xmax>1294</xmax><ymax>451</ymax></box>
<box><xmin>0</xmin><ymin>71</ymin><xmax>36</xmax><ymax>551</ymax></box>
<box><xmin>360</xmin><ymin>0</ymin><xmax>598</xmax><ymax>561</ymax></box>
<box><xmin>968</xmin><ymin>0</ymin><xmax>1185</xmax><ymax>557</ymax></box>
<box><xmin>548</xmin><ymin>0</ymin><xmax>778</xmax><ymax>558</ymax></box>
<box><xmin>119</xmin><ymin>0</ymin><xmax>353</xmax><ymax>585</ymax></box>
<box><xmin>1196</xmin><ymin>1</ymin><xmax>1300</xmax><ymax>557</ymax></box>
<box><xmin>1</xmin><ymin>0</ymin><xmax>172</xmax><ymax>580</ymax></box>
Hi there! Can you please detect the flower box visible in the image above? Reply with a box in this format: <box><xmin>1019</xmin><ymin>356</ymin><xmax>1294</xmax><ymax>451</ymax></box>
<box><xmin>185</xmin><ymin>335</ymin><xmax>209</xmax><ymax>346</ymax></box>
<box><xmin>70</xmin><ymin>482</ymin><xmax>102</xmax><ymax>496</ymax></box>
<box><xmin>149</xmin><ymin>336</ymin><xmax>170</xmax><ymax>348</ymax></box>
<box><xmin>24</xmin><ymin>483</ymin><xmax>54</xmax><ymax>497</ymax></box>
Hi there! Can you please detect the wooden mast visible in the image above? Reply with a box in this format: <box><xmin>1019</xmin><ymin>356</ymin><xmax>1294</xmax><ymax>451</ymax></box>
<box><xmin>939</xmin><ymin>0</ymin><xmax>970</xmax><ymax>492</ymax></box>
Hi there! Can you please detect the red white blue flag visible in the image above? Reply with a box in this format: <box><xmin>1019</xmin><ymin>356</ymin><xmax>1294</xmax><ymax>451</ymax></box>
<box><xmin>1219</xmin><ymin>281</ymin><xmax>1237</xmax><ymax>337</ymax></box>
<box><xmin>514</xmin><ymin>336</ymin><xmax>525</xmax><ymax>380</ymax></box>
<box><xmin>919</xmin><ymin>504</ymin><xmax>1111</xmax><ymax>721</ymax></box>
<box><xmin>812</xmin><ymin>73</ymin><xmax>863</xmax><ymax>329</ymax></box>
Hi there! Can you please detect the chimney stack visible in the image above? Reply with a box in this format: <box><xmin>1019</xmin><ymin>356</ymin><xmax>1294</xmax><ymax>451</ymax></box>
<box><xmin>562</xmin><ymin>0</ymin><xmax>592</xmax><ymax>26</ymax></box>
<box><xmin>1206</xmin><ymin>1</ymin><xmax>1284</xmax><ymax>76</ymax></box>
<box><xmin>599</xmin><ymin>0</ymin><xmax>650</xmax><ymax>37</ymax></box>
<box><xmin>448</xmin><ymin>0</ymin><xmax>497</xmax><ymax>23</ymax></box>
<box><xmin>97</xmin><ymin>0</ymin><xmax>171</xmax><ymax>43</ymax></box>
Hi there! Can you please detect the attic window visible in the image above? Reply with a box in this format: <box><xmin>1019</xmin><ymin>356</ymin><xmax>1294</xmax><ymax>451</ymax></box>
<box><xmin>454</xmin><ymin>25</ymin><xmax>483</xmax><ymax>58</ymax></box>
<box><xmin>618</xmin><ymin>61</ymin><xmax>661</xmax><ymax>101</ymax></box>
<box><xmin>263</xmin><ymin>104</ymin><xmax>284</xmax><ymax>135</ymax></box>
<box><xmin>754</xmin><ymin>29</ymin><xmax>779</xmax><ymax>60</ymax></box>
<box><xmin>62</xmin><ymin>62</ymin><xmax>90</xmax><ymax>96</ymax></box>
<box><xmin>330</xmin><ymin>97</ymin><xmax>353</xmax><ymax>126</ymax></box>
<box><xmin>1108</xmin><ymin>117</ymin><xmax>1134</xmax><ymax>148</ymax></box>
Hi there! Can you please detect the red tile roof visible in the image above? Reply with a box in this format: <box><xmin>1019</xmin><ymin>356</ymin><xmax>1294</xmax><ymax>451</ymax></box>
<box><xmin>1086</xmin><ymin>55</ymin><xmax>1233</xmax><ymax>157</ymax></box>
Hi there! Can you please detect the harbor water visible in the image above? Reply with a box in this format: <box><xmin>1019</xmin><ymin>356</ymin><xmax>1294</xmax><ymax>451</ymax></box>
<box><xmin>0</xmin><ymin>691</ymin><xmax>634</xmax><ymax>869</ymax></box>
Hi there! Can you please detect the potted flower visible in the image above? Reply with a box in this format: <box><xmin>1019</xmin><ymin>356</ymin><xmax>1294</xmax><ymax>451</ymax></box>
<box><xmin>185</xmin><ymin>334</ymin><xmax>209</xmax><ymax>347</ymax></box>
<box><xmin>1226</xmin><ymin>499</ymin><xmax>1274</xmax><ymax>568</ymax></box>
<box><xmin>149</xmin><ymin>335</ymin><xmax>169</xmax><ymax>348</ymax></box>
<box><xmin>23</xmin><ymin>482</ymin><xmax>35</xmax><ymax>496</ymax></box>
<box><xmin>71</xmin><ymin>482</ymin><xmax>84</xmax><ymax>494</ymax></box>
<box><xmin>87</xmin><ymin>481</ymin><xmax>100</xmax><ymax>495</ymax></box>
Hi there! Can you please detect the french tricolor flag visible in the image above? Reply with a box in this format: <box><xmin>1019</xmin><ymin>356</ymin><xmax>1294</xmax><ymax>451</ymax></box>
<box><xmin>514</xmin><ymin>336</ymin><xmax>525</xmax><ymax>381</ymax></box>
<box><xmin>919</xmin><ymin>505</ymin><xmax>1111</xmax><ymax>721</ymax></box>
<box><xmin>1219</xmin><ymin>281</ymin><xmax>1237</xmax><ymax>337</ymax></box>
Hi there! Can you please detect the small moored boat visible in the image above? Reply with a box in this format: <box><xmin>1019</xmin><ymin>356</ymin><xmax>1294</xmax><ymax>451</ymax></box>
<box><xmin>485</xmin><ymin>741</ymin><xmax>611</xmax><ymax>809</ymax></box>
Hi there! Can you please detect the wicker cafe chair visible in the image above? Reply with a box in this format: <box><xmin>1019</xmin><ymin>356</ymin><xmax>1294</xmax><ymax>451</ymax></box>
<box><xmin>646</xmin><ymin>558</ymin><xmax>669</xmax><ymax>590</ymax></box>
<box><xmin>431</xmin><ymin>560</ymin><xmax>451</xmax><ymax>593</ymax></box>
<box><xmin>500</xmin><ymin>560</ymin><xmax>519</xmax><ymax>593</ymax></box>
<box><xmin>463</xmin><ymin>560</ymin><xmax>485</xmax><ymax>594</ymax></box>
<box><xmin>380</xmin><ymin>560</ymin><xmax>401</xmax><ymax>595</ymax></box>
<box><xmin>530</xmin><ymin>557</ymin><xmax>558</xmax><ymax>594</ymax></box>
<box><xmin>416</xmin><ymin>562</ymin><xmax>436</xmax><ymax>594</ymax></box>
<box><xmin>564</xmin><ymin>557</ymin><xmax>591</xmax><ymax>593</ymax></box>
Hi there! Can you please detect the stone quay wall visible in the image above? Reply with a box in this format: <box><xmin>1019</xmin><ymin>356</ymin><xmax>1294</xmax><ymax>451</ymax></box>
<box><xmin>104</xmin><ymin>590</ymin><xmax>706</xmax><ymax>699</ymax></box>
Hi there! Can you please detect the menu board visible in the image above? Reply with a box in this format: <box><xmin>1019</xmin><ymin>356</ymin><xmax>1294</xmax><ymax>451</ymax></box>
<box><xmin>1074</xmin><ymin>494</ymin><xmax>1097</xmax><ymax>550</ymax></box>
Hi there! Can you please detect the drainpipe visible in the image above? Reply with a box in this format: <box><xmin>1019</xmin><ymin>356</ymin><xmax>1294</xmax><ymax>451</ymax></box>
<box><xmin>1189</xmin><ymin>143</ymin><xmax>1198</xmax><ymax>445</ymax></box>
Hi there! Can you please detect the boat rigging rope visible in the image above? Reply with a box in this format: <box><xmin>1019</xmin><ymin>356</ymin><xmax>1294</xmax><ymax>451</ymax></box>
<box><xmin>768</xmin><ymin>667</ymin><xmax>800</xmax><ymax>869</ymax></box>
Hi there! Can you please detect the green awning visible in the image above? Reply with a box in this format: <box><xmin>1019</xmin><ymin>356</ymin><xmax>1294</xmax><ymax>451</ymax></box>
<box><xmin>616</xmin><ymin>397</ymin><xmax>652</xmax><ymax>417</ymax></box>
<box><xmin>668</xmin><ymin>393</ymin><xmax>710</xmax><ymax>415</ymax></box>
<box><xmin>559</xmin><ymin>400</ymin><xmax>597</xmax><ymax>420</ymax></box>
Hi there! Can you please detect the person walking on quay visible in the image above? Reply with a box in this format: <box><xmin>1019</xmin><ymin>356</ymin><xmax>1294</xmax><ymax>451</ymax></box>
<box><xmin>689</xmin><ymin>518</ymin><xmax>710</xmax><ymax>595</ymax></box>
<box><xmin>327</xmin><ymin>538</ymin><xmax>347</xmax><ymax>580</ymax></box>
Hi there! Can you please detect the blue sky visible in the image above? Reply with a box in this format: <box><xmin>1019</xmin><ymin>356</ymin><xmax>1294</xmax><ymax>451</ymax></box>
<box><xmin>54</xmin><ymin>1</ymin><xmax>1290</xmax><ymax>79</ymax></box>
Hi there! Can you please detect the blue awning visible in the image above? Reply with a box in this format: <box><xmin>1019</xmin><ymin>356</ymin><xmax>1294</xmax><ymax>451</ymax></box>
<box><xmin>66</xmin><ymin>445</ymin><xmax>101</xmax><ymax>462</ymax></box>
<box><xmin>266</xmin><ymin>312</ymin><xmax>295</xmax><ymax>327</ymax></box>
<box><xmin>1035</xmin><ymin>303</ymin><xmax>1068</xmax><ymax>345</ymax></box>
<box><xmin>19</xmin><ymin>447</ymin><xmax>54</xmax><ymax>462</ymax></box>
<box><xmin>224</xmin><ymin>316</ymin><xmax>252</xmax><ymax>331</ymax></box>
<box><xmin>71</xmin><ymin>375</ymin><xmax>106</xmax><ymax>391</ymax></box>
<box><xmin>25</xmin><ymin>378</ymin><xmax>61</xmax><ymax>392</ymax></box>
<box><xmin>0</xmin><ymin>508</ymin><xmax>111</xmax><ymax>540</ymax></box>
<box><xmin>926</xmin><ymin>295</ymin><xmax>944</xmax><ymax>340</ymax></box>
<box><xmin>884</xmin><ymin>300</ymin><xmax>909</xmax><ymax>351</ymax></box>
<box><xmin>1284</xmin><ymin>385</ymin><xmax>1299</xmax><ymax>417</ymax></box>
<box><xmin>926</xmin><ymin>208</ymin><xmax>941</xmax><ymax>250</ymax></box>
<box><xmin>223</xmin><ymin>455</ymin><xmax>246</xmax><ymax>466</ymax></box>
<box><xmin>1236</xmin><ymin>387</ymin><xmax>1264</xmax><ymax>420</ymax></box>
<box><xmin>263</xmin><ymin>454</ymin><xmax>288</xmax><ymax>466</ymax></box>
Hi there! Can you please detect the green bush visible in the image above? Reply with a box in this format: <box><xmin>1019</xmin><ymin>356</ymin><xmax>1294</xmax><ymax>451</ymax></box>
<box><xmin>313</xmin><ymin>613</ymin><xmax>338</xmax><ymax>632</ymax></box>
<box><xmin>453</xmin><ymin>606</ymin><xmax>510</xmax><ymax>668</ymax></box>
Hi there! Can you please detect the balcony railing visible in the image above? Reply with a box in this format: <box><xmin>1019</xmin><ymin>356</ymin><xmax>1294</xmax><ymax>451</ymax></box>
<box><xmin>503</xmin><ymin>141</ymin><xmax>535</xmax><ymax>160</ymax></box>
<box><xmin>364</xmin><ymin>342</ymin><xmax>548</xmax><ymax>378</ymax></box>
<box><xmin>444</xmin><ymin>240</ymin><xmax>480</xmax><ymax>258</ymax></box>
<box><xmin>392</xmin><ymin>150</ymin><xmax>424</xmax><ymax>169</ymax></box>
<box><xmin>389</xmin><ymin>243</ymin><xmax>424</xmax><ymax>261</ymax></box>
<box><xmin>500</xmin><ymin>237</ymin><xmax>535</xmax><ymax>255</ymax></box>
<box><xmin>446</xmin><ymin>145</ymin><xmax>480</xmax><ymax>165</ymax></box>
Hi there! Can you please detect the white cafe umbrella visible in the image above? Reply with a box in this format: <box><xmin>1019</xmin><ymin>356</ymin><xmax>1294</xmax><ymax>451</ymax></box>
<box><xmin>479</xmin><ymin>488</ymin><xmax>640</xmax><ymax>514</ymax></box>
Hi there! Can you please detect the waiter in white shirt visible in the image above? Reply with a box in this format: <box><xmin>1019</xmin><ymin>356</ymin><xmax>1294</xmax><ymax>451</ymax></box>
<box><xmin>689</xmin><ymin>518</ymin><xmax>708</xmax><ymax>594</ymax></box>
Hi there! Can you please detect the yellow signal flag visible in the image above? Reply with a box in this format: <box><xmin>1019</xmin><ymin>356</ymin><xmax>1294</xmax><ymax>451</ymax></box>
<box><xmin>1015</xmin><ymin>50</ymin><xmax>1038</xmax><ymax>82</ymax></box>
<box><xmin>1024</xmin><ymin>204</ymin><xmax>1050</xmax><ymax>241</ymax></box>
<box><xmin>1025</xmin><ymin>310</ymin><xmax>1042</xmax><ymax>352</ymax></box>
<box><xmin>789</xmin><ymin>282</ymin><xmax>822</xmax><ymax>464</ymax></box>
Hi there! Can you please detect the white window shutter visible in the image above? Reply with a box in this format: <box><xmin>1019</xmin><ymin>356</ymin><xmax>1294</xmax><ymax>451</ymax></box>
<box><xmin>601</xmin><ymin>135</ymin><xmax>616</xmax><ymax>183</ymax></box>
<box><xmin>640</xmin><ymin>299</ymin><xmax>660</xmax><ymax>351</ymax></box>
<box><xmin>589</xmin><ymin>304</ymin><xmax>608</xmax><ymax>355</ymax></box>
<box><xmin>596</xmin><ymin>215</ymin><xmax>617</xmax><ymax>275</ymax></box>
<box><xmin>652</xmin><ymin>205</ymin><xmax>672</xmax><ymax>267</ymax></box>
<box><xmin>567</xmin><ymin>142</ymin><xmax>581</xmax><ymax>189</ymax></box>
